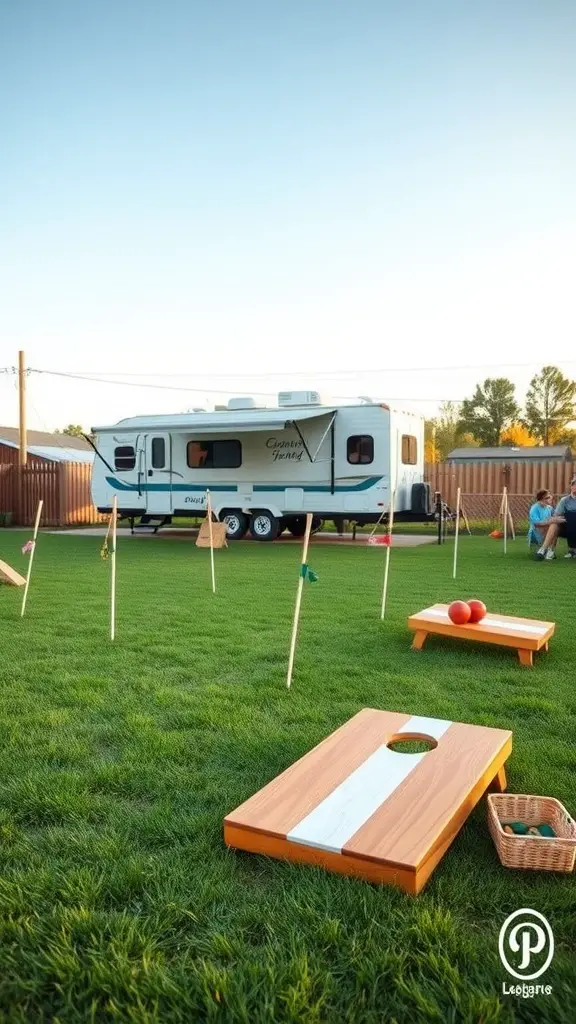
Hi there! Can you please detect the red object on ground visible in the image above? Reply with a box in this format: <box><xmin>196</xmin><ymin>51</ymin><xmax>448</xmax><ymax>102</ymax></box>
<box><xmin>448</xmin><ymin>600</ymin><xmax>472</xmax><ymax>625</ymax></box>
<box><xmin>467</xmin><ymin>599</ymin><xmax>487</xmax><ymax>623</ymax></box>
<box><xmin>490</xmin><ymin>530</ymin><xmax>504</xmax><ymax>539</ymax></box>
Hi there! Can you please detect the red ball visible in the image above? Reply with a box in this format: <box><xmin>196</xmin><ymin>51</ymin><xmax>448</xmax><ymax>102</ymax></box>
<box><xmin>467</xmin><ymin>599</ymin><xmax>487</xmax><ymax>623</ymax></box>
<box><xmin>448</xmin><ymin>600</ymin><xmax>472</xmax><ymax>625</ymax></box>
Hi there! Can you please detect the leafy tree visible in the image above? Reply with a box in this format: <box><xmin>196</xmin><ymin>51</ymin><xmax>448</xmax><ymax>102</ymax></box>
<box><xmin>523</xmin><ymin>366</ymin><xmax>576</xmax><ymax>445</ymax></box>
<box><xmin>426</xmin><ymin>401</ymin><xmax>480</xmax><ymax>460</ymax></box>
<box><xmin>458</xmin><ymin>378</ymin><xmax>519</xmax><ymax>447</ymax></box>
<box><xmin>500</xmin><ymin>422</ymin><xmax>537</xmax><ymax>447</ymax></box>
<box><xmin>424</xmin><ymin>421</ymin><xmax>440</xmax><ymax>463</ymax></box>
<box><xmin>424</xmin><ymin>434</ymin><xmax>440</xmax><ymax>463</ymax></box>
<box><xmin>436</xmin><ymin>402</ymin><xmax>462</xmax><ymax>458</ymax></box>
<box><xmin>548</xmin><ymin>425</ymin><xmax>576</xmax><ymax>448</ymax></box>
<box><xmin>56</xmin><ymin>424</ymin><xmax>86</xmax><ymax>437</ymax></box>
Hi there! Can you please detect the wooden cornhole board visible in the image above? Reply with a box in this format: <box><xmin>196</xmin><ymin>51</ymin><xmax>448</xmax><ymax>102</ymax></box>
<box><xmin>0</xmin><ymin>559</ymin><xmax>26</xmax><ymax>586</ymax></box>
<box><xmin>195</xmin><ymin>521</ymin><xmax>228</xmax><ymax>548</ymax></box>
<box><xmin>408</xmin><ymin>603</ymin><xmax>555</xmax><ymax>667</ymax></box>
<box><xmin>224</xmin><ymin>708</ymin><xmax>512</xmax><ymax>894</ymax></box>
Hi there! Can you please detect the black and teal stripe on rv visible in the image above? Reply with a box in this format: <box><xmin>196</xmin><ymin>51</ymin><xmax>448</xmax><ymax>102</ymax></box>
<box><xmin>105</xmin><ymin>476</ymin><xmax>383</xmax><ymax>494</ymax></box>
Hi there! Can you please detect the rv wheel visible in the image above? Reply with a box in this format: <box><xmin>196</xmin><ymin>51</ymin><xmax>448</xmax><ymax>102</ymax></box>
<box><xmin>222</xmin><ymin>510</ymin><xmax>249</xmax><ymax>540</ymax></box>
<box><xmin>249</xmin><ymin>511</ymin><xmax>280</xmax><ymax>542</ymax></box>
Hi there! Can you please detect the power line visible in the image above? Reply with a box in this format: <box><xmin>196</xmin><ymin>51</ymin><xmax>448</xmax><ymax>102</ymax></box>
<box><xmin>31</xmin><ymin>364</ymin><xmax>576</xmax><ymax>412</ymax></box>
<box><xmin>30</xmin><ymin>368</ymin><xmax>463</xmax><ymax>404</ymax></box>
<box><xmin>41</xmin><ymin>358</ymin><xmax>576</xmax><ymax>381</ymax></box>
<box><xmin>30</xmin><ymin>368</ymin><xmax>277</xmax><ymax>398</ymax></box>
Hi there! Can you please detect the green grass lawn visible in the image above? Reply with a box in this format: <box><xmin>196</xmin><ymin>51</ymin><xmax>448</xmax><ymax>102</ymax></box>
<box><xmin>0</xmin><ymin>532</ymin><xmax>575</xmax><ymax>1022</ymax></box>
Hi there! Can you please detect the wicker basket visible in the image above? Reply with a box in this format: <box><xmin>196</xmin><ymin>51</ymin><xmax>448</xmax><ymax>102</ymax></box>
<box><xmin>488</xmin><ymin>794</ymin><xmax>576</xmax><ymax>873</ymax></box>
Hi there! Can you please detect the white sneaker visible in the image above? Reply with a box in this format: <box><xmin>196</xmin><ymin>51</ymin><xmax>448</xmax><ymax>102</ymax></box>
<box><xmin>565</xmin><ymin>550</ymin><xmax>576</xmax><ymax>559</ymax></box>
<box><xmin>545</xmin><ymin>549</ymin><xmax>556</xmax><ymax>560</ymax></box>
<box><xmin>535</xmin><ymin>546</ymin><xmax>546</xmax><ymax>560</ymax></box>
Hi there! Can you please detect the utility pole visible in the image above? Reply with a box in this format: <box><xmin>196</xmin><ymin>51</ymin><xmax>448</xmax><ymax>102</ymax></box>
<box><xmin>18</xmin><ymin>350</ymin><xmax>27</xmax><ymax>465</ymax></box>
<box><xmin>17</xmin><ymin>350</ymin><xmax>27</xmax><ymax>525</ymax></box>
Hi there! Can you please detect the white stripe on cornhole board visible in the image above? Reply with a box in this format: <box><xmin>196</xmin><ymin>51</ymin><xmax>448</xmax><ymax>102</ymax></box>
<box><xmin>419</xmin><ymin>607</ymin><xmax>549</xmax><ymax>636</ymax></box>
<box><xmin>287</xmin><ymin>715</ymin><xmax>452</xmax><ymax>855</ymax></box>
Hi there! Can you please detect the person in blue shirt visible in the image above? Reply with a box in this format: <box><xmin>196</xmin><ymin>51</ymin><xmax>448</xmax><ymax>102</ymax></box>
<box><xmin>529</xmin><ymin>489</ymin><xmax>555</xmax><ymax>558</ymax></box>
<box><xmin>536</xmin><ymin>475</ymin><xmax>576</xmax><ymax>560</ymax></box>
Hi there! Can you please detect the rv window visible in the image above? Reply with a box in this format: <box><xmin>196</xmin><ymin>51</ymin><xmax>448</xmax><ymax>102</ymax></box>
<box><xmin>401</xmin><ymin>435</ymin><xmax>418</xmax><ymax>465</ymax></box>
<box><xmin>347</xmin><ymin>435</ymin><xmax>374</xmax><ymax>465</ymax></box>
<box><xmin>114</xmin><ymin>445</ymin><xmax>136</xmax><ymax>471</ymax></box>
<box><xmin>151</xmin><ymin>437</ymin><xmax>166</xmax><ymax>469</ymax></box>
<box><xmin>187</xmin><ymin>439</ymin><xmax>242</xmax><ymax>469</ymax></box>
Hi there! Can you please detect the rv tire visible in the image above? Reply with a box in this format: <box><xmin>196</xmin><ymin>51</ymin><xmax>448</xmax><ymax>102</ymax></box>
<box><xmin>249</xmin><ymin>511</ymin><xmax>280</xmax><ymax>542</ymax></box>
<box><xmin>222</xmin><ymin>510</ymin><xmax>249</xmax><ymax>540</ymax></box>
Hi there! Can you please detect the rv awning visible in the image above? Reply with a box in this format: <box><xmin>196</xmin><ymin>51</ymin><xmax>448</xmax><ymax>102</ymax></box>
<box><xmin>180</xmin><ymin>408</ymin><xmax>337</xmax><ymax>434</ymax></box>
<box><xmin>94</xmin><ymin>408</ymin><xmax>338</xmax><ymax>435</ymax></box>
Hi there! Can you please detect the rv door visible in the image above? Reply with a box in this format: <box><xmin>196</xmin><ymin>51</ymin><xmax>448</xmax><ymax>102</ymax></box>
<box><xmin>144</xmin><ymin>433</ymin><xmax>172</xmax><ymax>514</ymax></box>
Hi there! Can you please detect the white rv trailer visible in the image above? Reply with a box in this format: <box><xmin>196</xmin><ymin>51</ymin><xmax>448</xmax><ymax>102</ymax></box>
<box><xmin>91</xmin><ymin>392</ymin><xmax>433</xmax><ymax>540</ymax></box>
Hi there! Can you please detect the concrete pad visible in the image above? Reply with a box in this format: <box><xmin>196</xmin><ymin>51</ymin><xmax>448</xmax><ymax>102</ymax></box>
<box><xmin>48</xmin><ymin>527</ymin><xmax>437</xmax><ymax>548</ymax></box>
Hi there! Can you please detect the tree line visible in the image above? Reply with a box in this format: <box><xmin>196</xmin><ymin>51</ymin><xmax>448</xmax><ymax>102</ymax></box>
<box><xmin>425</xmin><ymin>365</ymin><xmax>576</xmax><ymax>462</ymax></box>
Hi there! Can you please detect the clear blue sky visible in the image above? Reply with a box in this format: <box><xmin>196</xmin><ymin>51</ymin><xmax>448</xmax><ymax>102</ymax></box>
<box><xmin>1</xmin><ymin>0</ymin><xmax>575</xmax><ymax>429</ymax></box>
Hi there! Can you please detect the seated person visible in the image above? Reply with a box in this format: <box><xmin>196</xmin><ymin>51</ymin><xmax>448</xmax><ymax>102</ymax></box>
<box><xmin>536</xmin><ymin>475</ymin><xmax>576</xmax><ymax>560</ymax></box>
<box><xmin>529</xmin><ymin>489</ymin><xmax>554</xmax><ymax>552</ymax></box>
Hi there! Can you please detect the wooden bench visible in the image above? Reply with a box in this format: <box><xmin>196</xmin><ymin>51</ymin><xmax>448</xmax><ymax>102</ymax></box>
<box><xmin>408</xmin><ymin>603</ymin><xmax>555</xmax><ymax>667</ymax></box>
<box><xmin>224</xmin><ymin>708</ymin><xmax>512</xmax><ymax>894</ymax></box>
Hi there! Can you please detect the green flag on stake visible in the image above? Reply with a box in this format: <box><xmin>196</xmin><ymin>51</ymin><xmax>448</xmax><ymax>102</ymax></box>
<box><xmin>300</xmin><ymin>563</ymin><xmax>319</xmax><ymax>583</ymax></box>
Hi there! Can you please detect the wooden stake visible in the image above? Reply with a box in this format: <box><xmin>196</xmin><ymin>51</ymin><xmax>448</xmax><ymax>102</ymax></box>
<box><xmin>460</xmin><ymin>500</ymin><xmax>472</xmax><ymax>536</ymax></box>
<box><xmin>20</xmin><ymin>498</ymin><xmax>43</xmax><ymax>617</ymax></box>
<box><xmin>286</xmin><ymin>512</ymin><xmax>313</xmax><ymax>689</ymax></box>
<box><xmin>508</xmin><ymin>501</ymin><xmax>516</xmax><ymax>541</ymax></box>
<box><xmin>380</xmin><ymin>492</ymin><xmax>396</xmax><ymax>620</ymax></box>
<box><xmin>206</xmin><ymin>489</ymin><xmax>216</xmax><ymax>594</ymax></box>
<box><xmin>503</xmin><ymin>487</ymin><xmax>508</xmax><ymax>555</ymax></box>
<box><xmin>110</xmin><ymin>496</ymin><xmax>117</xmax><ymax>640</ymax></box>
<box><xmin>452</xmin><ymin>486</ymin><xmax>461</xmax><ymax>580</ymax></box>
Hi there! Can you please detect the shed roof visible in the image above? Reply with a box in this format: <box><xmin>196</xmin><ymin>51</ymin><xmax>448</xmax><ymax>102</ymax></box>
<box><xmin>447</xmin><ymin>446</ymin><xmax>572</xmax><ymax>460</ymax></box>
<box><xmin>0</xmin><ymin>438</ymin><xmax>93</xmax><ymax>463</ymax></box>
<box><xmin>0</xmin><ymin>426</ymin><xmax>90</xmax><ymax>450</ymax></box>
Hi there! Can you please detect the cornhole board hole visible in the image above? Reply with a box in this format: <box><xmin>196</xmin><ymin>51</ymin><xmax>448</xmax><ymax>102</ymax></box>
<box><xmin>408</xmin><ymin>603</ymin><xmax>555</xmax><ymax>668</ymax></box>
<box><xmin>224</xmin><ymin>708</ymin><xmax>513</xmax><ymax>894</ymax></box>
<box><xmin>0</xmin><ymin>560</ymin><xmax>26</xmax><ymax>586</ymax></box>
<box><xmin>195</xmin><ymin>522</ymin><xmax>228</xmax><ymax>548</ymax></box>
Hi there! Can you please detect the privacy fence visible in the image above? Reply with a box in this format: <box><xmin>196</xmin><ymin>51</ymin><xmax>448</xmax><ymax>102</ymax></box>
<box><xmin>425</xmin><ymin>461</ymin><xmax>575</xmax><ymax>514</ymax></box>
<box><xmin>0</xmin><ymin>458</ymin><xmax>574</xmax><ymax>529</ymax></box>
<box><xmin>0</xmin><ymin>463</ymin><xmax>105</xmax><ymax>527</ymax></box>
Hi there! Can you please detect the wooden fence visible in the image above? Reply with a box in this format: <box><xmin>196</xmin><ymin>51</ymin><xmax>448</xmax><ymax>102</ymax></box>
<box><xmin>425</xmin><ymin>460</ymin><xmax>575</xmax><ymax>510</ymax></box>
<box><xmin>0</xmin><ymin>462</ymin><xmax>105</xmax><ymax>527</ymax></box>
<box><xmin>1</xmin><ymin>456</ymin><xmax>574</xmax><ymax>528</ymax></box>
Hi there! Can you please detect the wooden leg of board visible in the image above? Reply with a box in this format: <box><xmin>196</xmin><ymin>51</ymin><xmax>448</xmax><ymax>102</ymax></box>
<box><xmin>0</xmin><ymin>560</ymin><xmax>27</xmax><ymax>587</ymax></box>
<box><xmin>411</xmin><ymin>630</ymin><xmax>428</xmax><ymax>651</ymax></box>
<box><xmin>518</xmin><ymin>648</ymin><xmax>533</xmax><ymax>668</ymax></box>
<box><xmin>489</xmin><ymin>765</ymin><xmax>507</xmax><ymax>792</ymax></box>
